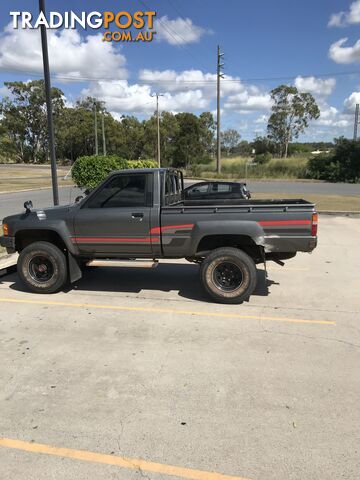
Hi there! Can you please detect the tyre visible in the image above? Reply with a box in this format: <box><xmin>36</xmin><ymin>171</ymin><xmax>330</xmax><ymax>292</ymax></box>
<box><xmin>200</xmin><ymin>247</ymin><xmax>257</xmax><ymax>304</ymax></box>
<box><xmin>17</xmin><ymin>241</ymin><xmax>67</xmax><ymax>294</ymax></box>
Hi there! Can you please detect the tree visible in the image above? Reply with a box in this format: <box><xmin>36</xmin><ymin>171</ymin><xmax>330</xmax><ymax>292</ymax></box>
<box><xmin>141</xmin><ymin>111</ymin><xmax>179</xmax><ymax>165</ymax></box>
<box><xmin>199</xmin><ymin>112</ymin><xmax>216</xmax><ymax>159</ymax></box>
<box><xmin>251</xmin><ymin>136</ymin><xmax>274</xmax><ymax>155</ymax></box>
<box><xmin>220</xmin><ymin>129</ymin><xmax>241</xmax><ymax>156</ymax></box>
<box><xmin>0</xmin><ymin>80</ymin><xmax>64</xmax><ymax>163</ymax></box>
<box><xmin>173</xmin><ymin>113</ymin><xmax>203</xmax><ymax>168</ymax></box>
<box><xmin>267</xmin><ymin>85</ymin><xmax>320</xmax><ymax>158</ymax></box>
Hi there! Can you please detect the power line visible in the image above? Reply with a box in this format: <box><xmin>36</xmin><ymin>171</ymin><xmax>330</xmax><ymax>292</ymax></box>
<box><xmin>137</xmin><ymin>0</ymin><xmax>210</xmax><ymax>71</ymax></box>
<box><xmin>1</xmin><ymin>64</ymin><xmax>359</xmax><ymax>86</ymax></box>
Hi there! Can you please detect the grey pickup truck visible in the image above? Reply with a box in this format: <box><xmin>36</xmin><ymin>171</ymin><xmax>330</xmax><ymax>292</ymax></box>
<box><xmin>0</xmin><ymin>168</ymin><xmax>318</xmax><ymax>304</ymax></box>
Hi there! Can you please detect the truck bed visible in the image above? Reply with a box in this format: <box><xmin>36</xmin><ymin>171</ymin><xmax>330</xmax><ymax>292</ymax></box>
<box><xmin>168</xmin><ymin>198</ymin><xmax>315</xmax><ymax>212</ymax></box>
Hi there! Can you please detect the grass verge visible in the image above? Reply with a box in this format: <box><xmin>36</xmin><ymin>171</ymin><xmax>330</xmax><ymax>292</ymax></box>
<box><xmin>196</xmin><ymin>155</ymin><xmax>309</xmax><ymax>180</ymax></box>
<box><xmin>0</xmin><ymin>165</ymin><xmax>73</xmax><ymax>193</ymax></box>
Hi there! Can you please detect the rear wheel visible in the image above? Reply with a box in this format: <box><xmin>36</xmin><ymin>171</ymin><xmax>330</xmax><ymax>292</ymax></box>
<box><xmin>18</xmin><ymin>241</ymin><xmax>67</xmax><ymax>294</ymax></box>
<box><xmin>200</xmin><ymin>247</ymin><xmax>257</xmax><ymax>304</ymax></box>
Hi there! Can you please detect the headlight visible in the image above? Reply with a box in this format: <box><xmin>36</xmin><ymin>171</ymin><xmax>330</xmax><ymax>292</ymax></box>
<box><xmin>3</xmin><ymin>223</ymin><xmax>9</xmax><ymax>236</ymax></box>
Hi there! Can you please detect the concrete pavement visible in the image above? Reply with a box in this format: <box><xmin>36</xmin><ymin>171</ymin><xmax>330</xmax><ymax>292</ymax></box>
<box><xmin>0</xmin><ymin>216</ymin><xmax>359</xmax><ymax>479</ymax></box>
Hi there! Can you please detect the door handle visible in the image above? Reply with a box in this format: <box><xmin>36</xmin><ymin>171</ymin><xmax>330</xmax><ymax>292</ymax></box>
<box><xmin>131</xmin><ymin>212</ymin><xmax>144</xmax><ymax>220</ymax></box>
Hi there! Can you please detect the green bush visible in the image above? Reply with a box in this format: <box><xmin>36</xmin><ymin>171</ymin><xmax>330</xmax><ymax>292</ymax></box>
<box><xmin>71</xmin><ymin>156</ymin><xmax>157</xmax><ymax>188</ymax></box>
<box><xmin>255</xmin><ymin>152</ymin><xmax>272</xmax><ymax>164</ymax></box>
<box><xmin>307</xmin><ymin>138</ymin><xmax>360</xmax><ymax>182</ymax></box>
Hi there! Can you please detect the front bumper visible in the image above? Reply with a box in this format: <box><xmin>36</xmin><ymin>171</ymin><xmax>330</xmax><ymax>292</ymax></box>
<box><xmin>0</xmin><ymin>235</ymin><xmax>16</xmax><ymax>253</ymax></box>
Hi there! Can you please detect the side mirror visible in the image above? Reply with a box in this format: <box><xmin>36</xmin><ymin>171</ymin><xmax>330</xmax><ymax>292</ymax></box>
<box><xmin>75</xmin><ymin>195</ymin><xmax>84</xmax><ymax>203</ymax></box>
<box><xmin>24</xmin><ymin>200</ymin><xmax>33</xmax><ymax>213</ymax></box>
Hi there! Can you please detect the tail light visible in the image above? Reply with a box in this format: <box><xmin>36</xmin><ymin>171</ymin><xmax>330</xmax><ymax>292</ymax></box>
<box><xmin>3</xmin><ymin>223</ymin><xmax>9</xmax><ymax>236</ymax></box>
<box><xmin>311</xmin><ymin>213</ymin><xmax>318</xmax><ymax>236</ymax></box>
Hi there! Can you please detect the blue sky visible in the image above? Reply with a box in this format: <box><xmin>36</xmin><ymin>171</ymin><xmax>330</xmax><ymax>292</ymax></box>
<box><xmin>1</xmin><ymin>0</ymin><xmax>360</xmax><ymax>141</ymax></box>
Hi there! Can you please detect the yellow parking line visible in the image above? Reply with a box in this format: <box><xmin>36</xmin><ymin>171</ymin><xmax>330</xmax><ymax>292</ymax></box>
<box><xmin>267</xmin><ymin>267</ymin><xmax>309</xmax><ymax>272</ymax></box>
<box><xmin>0</xmin><ymin>437</ymin><xmax>250</xmax><ymax>480</ymax></box>
<box><xmin>0</xmin><ymin>297</ymin><xmax>335</xmax><ymax>325</ymax></box>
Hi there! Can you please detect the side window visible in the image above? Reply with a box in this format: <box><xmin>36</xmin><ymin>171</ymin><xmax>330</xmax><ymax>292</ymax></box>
<box><xmin>85</xmin><ymin>174</ymin><xmax>147</xmax><ymax>209</ymax></box>
<box><xmin>214</xmin><ymin>184</ymin><xmax>231</xmax><ymax>193</ymax></box>
<box><xmin>191</xmin><ymin>184</ymin><xmax>209</xmax><ymax>194</ymax></box>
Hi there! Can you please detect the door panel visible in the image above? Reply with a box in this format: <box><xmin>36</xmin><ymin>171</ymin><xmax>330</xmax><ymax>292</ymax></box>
<box><xmin>73</xmin><ymin>173</ymin><xmax>154</xmax><ymax>255</ymax></box>
<box><xmin>73</xmin><ymin>207</ymin><xmax>153</xmax><ymax>255</ymax></box>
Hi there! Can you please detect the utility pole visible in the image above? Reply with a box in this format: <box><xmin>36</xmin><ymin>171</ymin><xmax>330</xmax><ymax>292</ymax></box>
<box><xmin>216</xmin><ymin>45</ymin><xmax>224</xmax><ymax>174</ymax></box>
<box><xmin>39</xmin><ymin>0</ymin><xmax>59</xmax><ymax>205</ymax></box>
<box><xmin>152</xmin><ymin>93</ymin><xmax>163</xmax><ymax>167</ymax></box>
<box><xmin>354</xmin><ymin>103</ymin><xmax>359</xmax><ymax>141</ymax></box>
<box><xmin>101</xmin><ymin>114</ymin><xmax>106</xmax><ymax>156</ymax></box>
<box><xmin>94</xmin><ymin>101</ymin><xmax>98</xmax><ymax>156</ymax></box>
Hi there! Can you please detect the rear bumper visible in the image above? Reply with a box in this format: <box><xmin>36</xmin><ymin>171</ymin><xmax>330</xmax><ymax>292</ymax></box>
<box><xmin>0</xmin><ymin>235</ymin><xmax>16</xmax><ymax>253</ymax></box>
<box><xmin>263</xmin><ymin>236</ymin><xmax>317</xmax><ymax>253</ymax></box>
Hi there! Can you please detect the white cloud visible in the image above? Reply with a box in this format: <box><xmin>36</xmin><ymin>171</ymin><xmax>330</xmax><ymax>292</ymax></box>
<box><xmin>0</xmin><ymin>85</ymin><xmax>9</xmax><ymax>97</ymax></box>
<box><xmin>329</xmin><ymin>37</ymin><xmax>360</xmax><ymax>64</ymax></box>
<box><xmin>294</xmin><ymin>76</ymin><xmax>336</xmax><ymax>97</ymax></box>
<box><xmin>255</xmin><ymin>114</ymin><xmax>268</xmax><ymax>124</ymax></box>
<box><xmin>138</xmin><ymin>69</ymin><xmax>244</xmax><ymax>97</ymax></box>
<box><xmin>0</xmin><ymin>23</ymin><xmax>127</xmax><ymax>81</ymax></box>
<box><xmin>82</xmin><ymin>80</ymin><xmax>209</xmax><ymax>114</ymax></box>
<box><xmin>343</xmin><ymin>91</ymin><xmax>360</xmax><ymax>113</ymax></box>
<box><xmin>224</xmin><ymin>91</ymin><xmax>272</xmax><ymax>113</ymax></box>
<box><xmin>317</xmin><ymin>105</ymin><xmax>338</xmax><ymax>126</ymax></box>
<box><xmin>154</xmin><ymin>15</ymin><xmax>208</xmax><ymax>45</ymax></box>
<box><xmin>328</xmin><ymin>0</ymin><xmax>360</xmax><ymax>27</ymax></box>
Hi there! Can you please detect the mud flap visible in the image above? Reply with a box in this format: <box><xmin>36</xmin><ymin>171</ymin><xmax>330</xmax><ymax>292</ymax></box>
<box><xmin>68</xmin><ymin>251</ymin><xmax>82</xmax><ymax>283</ymax></box>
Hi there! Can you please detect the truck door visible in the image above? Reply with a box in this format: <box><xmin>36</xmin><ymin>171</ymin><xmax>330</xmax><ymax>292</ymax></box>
<box><xmin>73</xmin><ymin>172</ymin><xmax>154</xmax><ymax>256</ymax></box>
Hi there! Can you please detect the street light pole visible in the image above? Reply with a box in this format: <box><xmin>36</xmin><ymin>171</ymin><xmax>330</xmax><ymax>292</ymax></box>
<box><xmin>101</xmin><ymin>114</ymin><xmax>106</xmax><ymax>156</ymax></box>
<box><xmin>39</xmin><ymin>0</ymin><xmax>59</xmax><ymax>205</ymax></box>
<box><xmin>216</xmin><ymin>45</ymin><xmax>224</xmax><ymax>174</ymax></box>
<box><xmin>152</xmin><ymin>93</ymin><xmax>163</xmax><ymax>167</ymax></box>
<box><xmin>94</xmin><ymin>101</ymin><xmax>99</xmax><ymax>156</ymax></box>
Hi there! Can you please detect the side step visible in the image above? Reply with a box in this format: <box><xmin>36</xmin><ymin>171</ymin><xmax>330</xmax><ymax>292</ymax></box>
<box><xmin>87</xmin><ymin>259</ymin><xmax>159</xmax><ymax>269</ymax></box>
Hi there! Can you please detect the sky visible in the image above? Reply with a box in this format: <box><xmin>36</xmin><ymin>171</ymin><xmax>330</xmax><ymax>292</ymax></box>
<box><xmin>0</xmin><ymin>0</ymin><xmax>360</xmax><ymax>141</ymax></box>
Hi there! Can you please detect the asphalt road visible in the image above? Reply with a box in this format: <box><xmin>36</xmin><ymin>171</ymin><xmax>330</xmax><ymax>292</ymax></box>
<box><xmin>0</xmin><ymin>216</ymin><xmax>359</xmax><ymax>479</ymax></box>
<box><xmin>1</xmin><ymin>181</ymin><xmax>360</xmax><ymax>220</ymax></box>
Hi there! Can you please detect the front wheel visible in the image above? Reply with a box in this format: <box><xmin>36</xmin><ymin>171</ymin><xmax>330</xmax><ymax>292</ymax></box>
<box><xmin>200</xmin><ymin>247</ymin><xmax>257</xmax><ymax>304</ymax></box>
<box><xmin>18</xmin><ymin>241</ymin><xmax>67</xmax><ymax>294</ymax></box>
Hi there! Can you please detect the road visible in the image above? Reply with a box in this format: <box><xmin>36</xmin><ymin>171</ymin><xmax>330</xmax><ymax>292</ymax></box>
<box><xmin>0</xmin><ymin>216</ymin><xmax>359</xmax><ymax>479</ymax></box>
<box><xmin>1</xmin><ymin>180</ymin><xmax>360</xmax><ymax>220</ymax></box>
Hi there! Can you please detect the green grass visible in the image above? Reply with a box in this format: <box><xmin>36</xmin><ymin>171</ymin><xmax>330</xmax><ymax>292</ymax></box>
<box><xmin>195</xmin><ymin>155</ymin><xmax>309</xmax><ymax>180</ymax></box>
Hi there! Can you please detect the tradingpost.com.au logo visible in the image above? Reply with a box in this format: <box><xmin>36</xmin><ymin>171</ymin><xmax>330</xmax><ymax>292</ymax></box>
<box><xmin>10</xmin><ymin>10</ymin><xmax>157</xmax><ymax>43</ymax></box>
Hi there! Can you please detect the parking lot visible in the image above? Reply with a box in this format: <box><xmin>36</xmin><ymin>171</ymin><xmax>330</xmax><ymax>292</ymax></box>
<box><xmin>0</xmin><ymin>215</ymin><xmax>359</xmax><ymax>480</ymax></box>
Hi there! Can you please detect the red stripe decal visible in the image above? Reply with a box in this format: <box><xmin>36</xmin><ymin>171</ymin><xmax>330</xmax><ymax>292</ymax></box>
<box><xmin>72</xmin><ymin>237</ymin><xmax>160</xmax><ymax>243</ymax></box>
<box><xmin>259</xmin><ymin>220</ymin><xmax>311</xmax><ymax>227</ymax></box>
<box><xmin>150</xmin><ymin>224</ymin><xmax>194</xmax><ymax>235</ymax></box>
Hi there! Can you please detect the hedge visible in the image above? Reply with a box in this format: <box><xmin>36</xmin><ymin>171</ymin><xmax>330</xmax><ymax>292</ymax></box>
<box><xmin>71</xmin><ymin>156</ymin><xmax>157</xmax><ymax>189</ymax></box>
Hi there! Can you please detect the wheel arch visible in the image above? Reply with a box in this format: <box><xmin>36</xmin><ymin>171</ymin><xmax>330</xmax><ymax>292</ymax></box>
<box><xmin>15</xmin><ymin>228</ymin><xmax>73</xmax><ymax>253</ymax></box>
<box><xmin>195</xmin><ymin>234</ymin><xmax>263</xmax><ymax>263</ymax></box>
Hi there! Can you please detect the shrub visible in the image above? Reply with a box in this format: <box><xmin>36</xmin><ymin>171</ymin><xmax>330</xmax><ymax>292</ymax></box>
<box><xmin>72</xmin><ymin>156</ymin><xmax>157</xmax><ymax>188</ymax></box>
<box><xmin>307</xmin><ymin>138</ymin><xmax>360</xmax><ymax>182</ymax></box>
<box><xmin>255</xmin><ymin>152</ymin><xmax>272</xmax><ymax>164</ymax></box>
<box><xmin>190</xmin><ymin>164</ymin><xmax>202</xmax><ymax>177</ymax></box>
